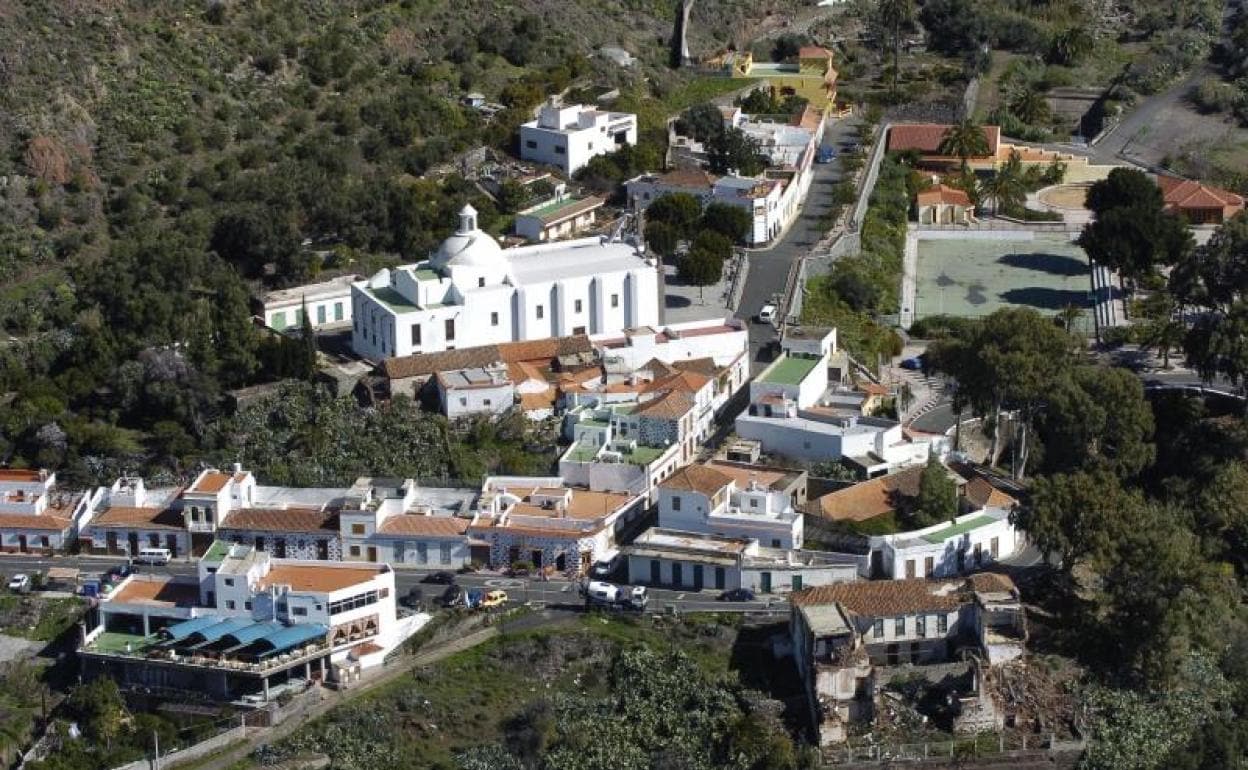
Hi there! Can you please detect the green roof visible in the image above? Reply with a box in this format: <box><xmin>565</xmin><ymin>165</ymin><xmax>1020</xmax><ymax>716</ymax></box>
<box><xmin>92</xmin><ymin>631</ymin><xmax>155</xmax><ymax>654</ymax></box>
<box><xmin>520</xmin><ymin>196</ymin><xmax>602</xmax><ymax>225</ymax></box>
<box><xmin>580</xmin><ymin>418</ymin><xmax>610</xmax><ymax>428</ymax></box>
<box><xmin>413</xmin><ymin>268</ymin><xmax>441</xmax><ymax>282</ymax></box>
<box><xmin>921</xmin><ymin>515</ymin><xmax>997</xmax><ymax>544</ymax></box>
<box><xmin>566</xmin><ymin>445</ymin><xmax>601</xmax><ymax>463</ymax></box>
<box><xmin>203</xmin><ymin>540</ymin><xmax>232</xmax><ymax>562</ymax></box>
<box><xmin>758</xmin><ymin>355</ymin><xmax>820</xmax><ymax>385</ymax></box>
<box><xmin>623</xmin><ymin>445</ymin><xmax>665</xmax><ymax>465</ymax></box>
<box><xmin>366</xmin><ymin>285</ymin><xmax>419</xmax><ymax>313</ymax></box>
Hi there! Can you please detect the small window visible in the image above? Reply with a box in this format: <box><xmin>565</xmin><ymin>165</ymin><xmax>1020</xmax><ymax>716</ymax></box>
<box><xmin>611</xmin><ymin>293</ymin><xmax>619</xmax><ymax>308</ymax></box>
<box><xmin>536</xmin><ymin>305</ymin><xmax>544</xmax><ymax>319</ymax></box>
<box><xmin>937</xmin><ymin>614</ymin><xmax>948</xmax><ymax>634</ymax></box>
<box><xmin>225</xmin><ymin>600</ymin><xmax>236</xmax><ymax>610</ymax></box>
<box><xmin>895</xmin><ymin>617</ymin><xmax>906</xmax><ymax>636</ymax></box>
<box><xmin>554</xmin><ymin>146</ymin><xmax>566</xmax><ymax>155</ymax></box>
<box><xmin>672</xmin><ymin>495</ymin><xmax>681</xmax><ymax>511</ymax></box>
<box><xmin>317</xmin><ymin>305</ymin><xmax>326</xmax><ymax>324</ymax></box>
<box><xmin>483</xmin><ymin>398</ymin><xmax>492</xmax><ymax>407</ymax></box>
<box><xmin>770</xmin><ymin>539</ymin><xmax>780</xmax><ymax>548</ymax></box>
<box><xmin>411</xmin><ymin>323</ymin><xmax>422</xmax><ymax>346</ymax></box>
<box><xmin>293</xmin><ymin>606</ymin><xmax>308</xmax><ymax>616</ymax></box>
<box><xmin>749</xmin><ymin>498</ymin><xmax>758</xmax><ymax>508</ymax></box>
<box><xmin>224</xmin><ymin>578</ymin><xmax>235</xmax><ymax>587</ymax></box>
<box><xmin>916</xmin><ymin>615</ymin><xmax>927</xmax><ymax>638</ymax></box>
<box><xmin>872</xmin><ymin>619</ymin><xmax>884</xmax><ymax>639</ymax></box>
<box><xmin>350</xmin><ymin>545</ymin><xmax>361</xmax><ymax>556</ymax></box>
<box><xmin>459</xmin><ymin>397</ymin><xmax>468</xmax><ymax>406</ymax></box>
<box><xmin>588</xmin><ymin>141</ymin><xmax>594</xmax><ymax>150</ymax></box>
<box><xmin>491</xmin><ymin>311</ymin><xmax>499</xmax><ymax>326</ymax></box>
<box><xmin>244</xmin><ymin>601</ymin><xmax>252</xmax><ymax>611</ymax></box>
<box><xmin>351</xmin><ymin>523</ymin><xmax>365</xmax><ymax>535</ymax></box>
<box><xmin>445</xmin><ymin>318</ymin><xmax>455</xmax><ymax>341</ymax></box>
<box><xmin>574</xmin><ymin>299</ymin><xmax>583</xmax><ymax>313</ymax></box>
<box><xmin>525</xmin><ymin>139</ymin><xmax>537</xmax><ymax>149</ymax></box>
<box><xmin>478</xmin><ymin>277</ymin><xmax>485</xmax><ymax>287</ymax></box>
<box><xmin>334</xmin><ymin>302</ymin><xmax>344</xmax><ymax>321</ymax></box>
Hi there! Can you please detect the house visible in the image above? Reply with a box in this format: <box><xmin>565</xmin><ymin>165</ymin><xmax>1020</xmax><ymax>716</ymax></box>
<box><xmin>0</xmin><ymin>469</ymin><xmax>102</xmax><ymax>554</ymax></box>
<box><xmin>519</xmin><ymin>100</ymin><xmax>637</xmax><ymax>176</ymax></box>
<box><xmin>705</xmin><ymin>46</ymin><xmax>839</xmax><ymax>107</ymax></box>
<box><xmin>351</xmin><ymin>205</ymin><xmax>659</xmax><ymax>360</ymax></box>
<box><xmin>591</xmin><ymin>317</ymin><xmax>749</xmax><ymax>372</ymax></box>
<box><xmin>790</xmin><ymin>573</ymin><xmax>1025</xmax><ymax>743</ymax></box>
<box><xmin>83</xmin><ymin>476</ymin><xmax>195</xmax><ymax>558</ymax></box>
<box><xmin>887</xmin><ymin>124</ymin><xmax>1002</xmax><ymax>171</ymax></box>
<box><xmin>807</xmin><ymin>467</ymin><xmax>1023</xmax><ymax>578</ymax></box>
<box><xmin>735</xmin><ymin>328</ymin><xmax>933</xmax><ymax>472</ymax></box>
<box><xmin>625</xmin><ymin>168</ymin><xmax>718</xmax><ymax>209</ymax></box>
<box><xmin>1157</xmin><ymin>175</ymin><xmax>1245</xmax><ymax>225</ymax></box>
<box><xmin>335</xmin><ymin>477</ymin><xmax>476</xmax><ymax>568</ymax></box>
<box><xmin>381</xmin><ymin>333</ymin><xmax>595</xmax><ymax>402</ymax></box>
<box><xmin>916</xmin><ymin>184</ymin><xmax>975</xmax><ymax>225</ymax></box>
<box><xmin>467</xmin><ymin>476</ymin><xmax>645</xmax><ymax>574</ymax></box>
<box><xmin>624</xmin><ymin>527</ymin><xmax>860</xmax><ymax>595</ymax></box>
<box><xmin>657</xmin><ymin>464</ymin><xmax>803</xmax><ymax>549</ymax></box>
<box><xmin>434</xmin><ymin>364</ymin><xmax>514</xmax><ymax>418</ymax></box>
<box><xmin>514</xmin><ymin>193</ymin><xmax>605</xmax><ymax>242</ymax></box>
<box><xmin>257</xmin><ymin>275</ymin><xmax>358</xmax><ymax>332</ymax></box>
<box><xmin>78</xmin><ymin>542</ymin><xmax>426</xmax><ymax>702</ymax></box>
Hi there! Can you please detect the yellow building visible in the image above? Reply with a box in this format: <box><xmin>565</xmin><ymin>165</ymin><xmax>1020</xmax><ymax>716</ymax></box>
<box><xmin>707</xmin><ymin>46</ymin><xmax>839</xmax><ymax>108</ymax></box>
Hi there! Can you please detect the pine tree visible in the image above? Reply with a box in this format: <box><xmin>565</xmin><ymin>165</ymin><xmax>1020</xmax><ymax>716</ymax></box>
<box><xmin>299</xmin><ymin>298</ymin><xmax>318</xmax><ymax>380</ymax></box>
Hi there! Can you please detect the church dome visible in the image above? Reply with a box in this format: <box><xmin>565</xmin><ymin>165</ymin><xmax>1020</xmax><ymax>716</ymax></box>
<box><xmin>431</xmin><ymin>204</ymin><xmax>506</xmax><ymax>269</ymax></box>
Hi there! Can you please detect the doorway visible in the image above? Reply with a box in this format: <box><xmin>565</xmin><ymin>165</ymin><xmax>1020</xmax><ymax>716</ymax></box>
<box><xmin>760</xmin><ymin>572</ymin><xmax>772</xmax><ymax>593</ymax></box>
<box><xmin>692</xmin><ymin>565</ymin><xmax>703</xmax><ymax>590</ymax></box>
<box><xmin>17</xmin><ymin>534</ymin><xmax>27</xmax><ymax>553</ymax></box>
<box><xmin>672</xmin><ymin>563</ymin><xmax>683</xmax><ymax>587</ymax></box>
<box><xmin>127</xmin><ymin>532</ymin><xmax>140</xmax><ymax>556</ymax></box>
<box><xmin>367</xmin><ymin>546</ymin><xmax>377</xmax><ymax>563</ymax></box>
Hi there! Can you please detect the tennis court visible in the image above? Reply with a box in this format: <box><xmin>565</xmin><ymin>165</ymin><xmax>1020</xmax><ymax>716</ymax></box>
<box><xmin>913</xmin><ymin>233</ymin><xmax>1093</xmax><ymax>331</ymax></box>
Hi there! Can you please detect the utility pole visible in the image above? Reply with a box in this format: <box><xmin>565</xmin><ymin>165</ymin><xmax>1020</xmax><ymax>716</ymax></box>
<box><xmin>152</xmin><ymin>729</ymin><xmax>160</xmax><ymax>770</ymax></box>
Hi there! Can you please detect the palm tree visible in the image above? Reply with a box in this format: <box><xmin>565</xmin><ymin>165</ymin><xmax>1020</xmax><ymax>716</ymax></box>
<box><xmin>978</xmin><ymin>150</ymin><xmax>1026</xmax><ymax>216</ymax></box>
<box><xmin>1049</xmin><ymin>27</ymin><xmax>1094</xmax><ymax>66</ymax></box>
<box><xmin>1056</xmin><ymin>304</ymin><xmax>1085</xmax><ymax>337</ymax></box>
<box><xmin>1010</xmin><ymin>88</ymin><xmax>1051</xmax><ymax>126</ymax></box>
<box><xmin>1136</xmin><ymin>292</ymin><xmax>1184</xmax><ymax>368</ymax></box>
<box><xmin>878</xmin><ymin>0</ymin><xmax>916</xmax><ymax>97</ymax></box>
<box><xmin>938</xmin><ymin>120</ymin><xmax>990</xmax><ymax>171</ymax></box>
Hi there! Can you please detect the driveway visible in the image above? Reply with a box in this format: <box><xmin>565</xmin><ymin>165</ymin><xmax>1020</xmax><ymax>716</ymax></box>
<box><xmin>736</xmin><ymin>117</ymin><xmax>861</xmax><ymax>371</ymax></box>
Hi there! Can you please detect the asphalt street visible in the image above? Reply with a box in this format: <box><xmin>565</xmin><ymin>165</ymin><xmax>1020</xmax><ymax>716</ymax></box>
<box><xmin>0</xmin><ymin>554</ymin><xmax>788</xmax><ymax>616</ymax></box>
<box><xmin>736</xmin><ymin>117</ymin><xmax>861</xmax><ymax>372</ymax></box>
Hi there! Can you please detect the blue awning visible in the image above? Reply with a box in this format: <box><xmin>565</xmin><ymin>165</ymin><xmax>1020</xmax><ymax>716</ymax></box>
<box><xmin>220</xmin><ymin>622</ymin><xmax>285</xmax><ymax>650</ymax></box>
<box><xmin>180</xmin><ymin>616</ymin><xmax>254</xmax><ymax>646</ymax></box>
<box><xmin>254</xmin><ymin>623</ymin><xmax>329</xmax><ymax>659</ymax></box>
<box><xmin>161</xmin><ymin>616</ymin><xmax>223</xmax><ymax>641</ymax></box>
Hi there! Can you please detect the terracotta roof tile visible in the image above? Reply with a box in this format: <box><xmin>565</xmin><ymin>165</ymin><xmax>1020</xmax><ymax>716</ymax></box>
<box><xmin>92</xmin><ymin>506</ymin><xmax>185</xmax><ymax>531</ymax></box>
<box><xmin>1157</xmin><ymin>175</ymin><xmax>1244</xmax><ymax>213</ymax></box>
<box><xmin>632</xmin><ymin>390</ymin><xmax>694</xmax><ymax>419</ymax></box>
<box><xmin>916</xmin><ymin>184</ymin><xmax>973</xmax><ymax>207</ymax></box>
<box><xmin>798</xmin><ymin>45</ymin><xmax>833</xmax><ymax>59</ymax></box>
<box><xmin>383</xmin><ymin>345</ymin><xmax>503</xmax><ymax>381</ymax></box>
<box><xmin>657</xmin><ymin>167</ymin><xmax>717</xmax><ymax>189</ymax></box>
<box><xmin>810</xmin><ymin>464</ymin><xmax>966</xmax><ymax>522</ymax></box>
<box><xmin>0</xmin><ymin>470</ymin><xmax>44</xmax><ymax>482</ymax></box>
<box><xmin>887</xmin><ymin>124</ymin><xmax>1000</xmax><ymax>157</ymax></box>
<box><xmin>189</xmin><ymin>471</ymin><xmax>232</xmax><ymax>494</ymax></box>
<box><xmin>377</xmin><ymin>515</ymin><xmax>470</xmax><ymax>537</ymax></box>
<box><xmin>964</xmin><ymin>477</ymin><xmax>1017</xmax><ymax>510</ymax></box>
<box><xmin>671</xmin><ymin>357</ymin><xmax>720</xmax><ymax>377</ymax></box>
<box><xmin>112</xmin><ymin>578</ymin><xmax>200</xmax><ymax>606</ymax></box>
<box><xmin>662</xmin><ymin>465</ymin><xmax>733</xmax><ymax>496</ymax></box>
<box><xmin>0</xmin><ymin>513</ymin><xmax>72</xmax><ymax>531</ymax></box>
<box><xmin>791</xmin><ymin>578</ymin><xmax>966</xmax><ymax>616</ymax></box>
<box><xmin>257</xmin><ymin>564</ymin><xmax>382</xmax><ymax>593</ymax></box>
<box><xmin>967</xmin><ymin>572</ymin><xmax>1018</xmax><ymax>595</ymax></box>
<box><xmin>219</xmin><ymin>507</ymin><xmax>339</xmax><ymax>533</ymax></box>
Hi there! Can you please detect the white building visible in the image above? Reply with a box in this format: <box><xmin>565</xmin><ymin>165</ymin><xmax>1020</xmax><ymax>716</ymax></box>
<box><xmin>657</xmin><ymin>464</ymin><xmax>803</xmax><ymax>550</ymax></box>
<box><xmin>591</xmin><ymin>317</ymin><xmax>749</xmax><ymax>371</ymax></box>
<box><xmin>79</xmin><ymin>542</ymin><xmax>427</xmax><ymax>702</ymax></box>
<box><xmin>735</xmin><ymin>327</ymin><xmax>931</xmax><ymax>472</ymax></box>
<box><xmin>520</xmin><ymin>100</ymin><xmax>637</xmax><ymax>176</ymax></box>
<box><xmin>351</xmin><ymin>205</ymin><xmax>660</xmax><ymax>360</ymax></box>
<box><xmin>467</xmin><ymin>476</ymin><xmax>645</xmax><ymax>575</ymax></box>
<box><xmin>514</xmin><ymin>190</ymin><xmax>605</xmax><ymax>242</ymax></box>
<box><xmin>625</xmin><ymin>528</ymin><xmax>860</xmax><ymax>594</ymax></box>
<box><xmin>433</xmin><ymin>364</ymin><xmax>515</xmax><ymax>418</ymax></box>
<box><xmin>0</xmin><ymin>469</ymin><xmax>102</xmax><ymax>554</ymax></box>
<box><xmin>868</xmin><ymin>506</ymin><xmax>1021</xmax><ymax>580</ymax></box>
<box><xmin>258</xmin><ymin>274</ymin><xmax>357</xmax><ymax>332</ymax></box>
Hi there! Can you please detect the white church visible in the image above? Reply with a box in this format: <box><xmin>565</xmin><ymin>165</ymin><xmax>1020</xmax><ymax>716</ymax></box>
<box><xmin>351</xmin><ymin>206</ymin><xmax>661</xmax><ymax>360</ymax></box>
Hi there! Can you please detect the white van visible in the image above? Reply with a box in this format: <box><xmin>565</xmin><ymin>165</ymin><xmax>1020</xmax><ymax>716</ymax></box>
<box><xmin>134</xmin><ymin>547</ymin><xmax>171</xmax><ymax>566</ymax></box>
<box><xmin>587</xmin><ymin>581</ymin><xmax>622</xmax><ymax>604</ymax></box>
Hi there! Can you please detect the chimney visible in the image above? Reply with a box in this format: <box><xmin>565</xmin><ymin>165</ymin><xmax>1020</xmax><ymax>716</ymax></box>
<box><xmin>233</xmin><ymin>462</ymin><xmax>243</xmax><ymax>474</ymax></box>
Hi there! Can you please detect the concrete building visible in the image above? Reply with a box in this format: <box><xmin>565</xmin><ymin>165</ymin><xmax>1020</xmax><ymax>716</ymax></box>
<box><xmin>433</xmin><ymin>364</ymin><xmax>515</xmax><ymax>418</ymax></box>
<box><xmin>790</xmin><ymin>573</ymin><xmax>1025</xmax><ymax>744</ymax></box>
<box><xmin>657</xmin><ymin>464</ymin><xmax>803</xmax><ymax>550</ymax></box>
<box><xmin>78</xmin><ymin>542</ymin><xmax>426</xmax><ymax>703</ymax></box>
<box><xmin>916</xmin><ymin>184</ymin><xmax>975</xmax><ymax>225</ymax></box>
<box><xmin>257</xmin><ymin>274</ymin><xmax>357</xmax><ymax>332</ymax></box>
<box><xmin>704</xmin><ymin>46</ymin><xmax>840</xmax><ymax>107</ymax></box>
<box><xmin>519</xmin><ymin>100</ymin><xmax>637</xmax><ymax>176</ymax></box>
<box><xmin>84</xmin><ymin>477</ymin><xmax>196</xmax><ymax>559</ymax></box>
<box><xmin>467</xmin><ymin>476</ymin><xmax>645</xmax><ymax>575</ymax></box>
<box><xmin>514</xmin><ymin>191</ymin><xmax>605</xmax><ymax>242</ymax></box>
<box><xmin>0</xmin><ymin>469</ymin><xmax>102</xmax><ymax>554</ymax></box>
<box><xmin>1157</xmin><ymin>175</ymin><xmax>1245</xmax><ymax>225</ymax></box>
<box><xmin>591</xmin><ymin>317</ymin><xmax>749</xmax><ymax>372</ymax></box>
<box><xmin>624</xmin><ymin>528</ymin><xmax>859</xmax><ymax>594</ymax></box>
<box><xmin>352</xmin><ymin>205</ymin><xmax>659</xmax><ymax>360</ymax></box>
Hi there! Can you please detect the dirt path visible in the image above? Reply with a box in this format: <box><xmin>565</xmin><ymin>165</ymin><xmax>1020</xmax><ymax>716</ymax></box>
<box><xmin>185</xmin><ymin>626</ymin><xmax>501</xmax><ymax>770</ymax></box>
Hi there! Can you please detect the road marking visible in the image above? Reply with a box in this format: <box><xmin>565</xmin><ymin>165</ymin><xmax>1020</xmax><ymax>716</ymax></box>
<box><xmin>677</xmin><ymin>593</ymin><xmax>686</xmax><ymax>600</ymax></box>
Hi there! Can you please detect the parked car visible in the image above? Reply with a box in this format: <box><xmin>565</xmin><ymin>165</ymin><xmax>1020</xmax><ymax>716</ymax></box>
<box><xmin>586</xmin><ymin>581</ymin><xmax>648</xmax><ymax>611</ymax></box>
<box><xmin>7</xmin><ymin>574</ymin><xmax>31</xmax><ymax>593</ymax></box>
<box><xmin>402</xmin><ymin>587</ymin><xmax>424</xmax><ymax>608</ymax></box>
<box><xmin>440</xmin><ymin>584</ymin><xmax>464</xmax><ymax>608</ymax></box>
<box><xmin>718</xmin><ymin>588</ymin><xmax>756</xmax><ymax>602</ymax></box>
<box><xmin>899</xmin><ymin>355</ymin><xmax>925</xmax><ymax>371</ymax></box>
<box><xmin>590</xmin><ymin>554</ymin><xmax>620</xmax><ymax>578</ymax></box>
<box><xmin>422</xmin><ymin>571</ymin><xmax>456</xmax><ymax>585</ymax></box>
<box><xmin>134</xmin><ymin>547</ymin><xmax>171</xmax><ymax>566</ymax></box>
<box><xmin>106</xmin><ymin>564</ymin><xmax>131</xmax><ymax>583</ymax></box>
<box><xmin>757</xmin><ymin>303</ymin><xmax>777</xmax><ymax>324</ymax></box>
<box><xmin>481</xmin><ymin>590</ymin><xmax>508</xmax><ymax>608</ymax></box>
<box><xmin>816</xmin><ymin>146</ymin><xmax>836</xmax><ymax>163</ymax></box>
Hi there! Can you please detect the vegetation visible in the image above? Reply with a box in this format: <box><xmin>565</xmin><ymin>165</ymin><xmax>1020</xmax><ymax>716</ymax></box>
<box><xmin>906</xmin><ymin>453</ymin><xmax>958</xmax><ymax>528</ymax></box>
<box><xmin>1078</xmin><ymin>169</ymin><xmax>1193</xmax><ymax>288</ymax></box>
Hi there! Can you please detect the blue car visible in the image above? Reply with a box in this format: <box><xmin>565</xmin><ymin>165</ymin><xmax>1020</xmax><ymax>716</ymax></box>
<box><xmin>816</xmin><ymin>146</ymin><xmax>836</xmax><ymax>164</ymax></box>
<box><xmin>899</xmin><ymin>357</ymin><xmax>924</xmax><ymax>371</ymax></box>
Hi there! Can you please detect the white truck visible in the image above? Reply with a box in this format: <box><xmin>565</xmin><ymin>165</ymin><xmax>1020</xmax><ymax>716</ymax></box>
<box><xmin>585</xmin><ymin>580</ymin><xmax>648</xmax><ymax>611</ymax></box>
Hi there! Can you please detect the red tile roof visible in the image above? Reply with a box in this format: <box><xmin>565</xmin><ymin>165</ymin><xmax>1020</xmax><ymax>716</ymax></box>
<box><xmin>916</xmin><ymin>184</ymin><xmax>973</xmax><ymax>207</ymax></box>
<box><xmin>0</xmin><ymin>470</ymin><xmax>44</xmax><ymax>482</ymax></box>
<box><xmin>257</xmin><ymin>564</ymin><xmax>382</xmax><ymax>593</ymax></box>
<box><xmin>798</xmin><ymin>46</ymin><xmax>834</xmax><ymax>60</ymax></box>
<box><xmin>91</xmin><ymin>506</ymin><xmax>185</xmax><ymax>531</ymax></box>
<box><xmin>887</xmin><ymin>124</ymin><xmax>1000</xmax><ymax>158</ymax></box>
<box><xmin>791</xmin><ymin>578</ymin><xmax>965</xmax><ymax>616</ymax></box>
<box><xmin>632</xmin><ymin>390</ymin><xmax>694</xmax><ymax>419</ymax></box>
<box><xmin>662</xmin><ymin>465</ymin><xmax>733</xmax><ymax>496</ymax></box>
<box><xmin>810</xmin><ymin>464</ymin><xmax>966</xmax><ymax>522</ymax></box>
<box><xmin>377</xmin><ymin>515</ymin><xmax>470</xmax><ymax>537</ymax></box>
<box><xmin>1157</xmin><ymin>175</ymin><xmax>1244</xmax><ymax>214</ymax></box>
<box><xmin>0</xmin><ymin>513</ymin><xmax>72</xmax><ymax>531</ymax></box>
<box><xmin>219</xmin><ymin>507</ymin><xmax>339</xmax><ymax>533</ymax></box>
<box><xmin>964</xmin><ymin>477</ymin><xmax>1017</xmax><ymax>510</ymax></box>
<box><xmin>189</xmin><ymin>471</ymin><xmax>232</xmax><ymax>494</ymax></box>
<box><xmin>382</xmin><ymin>335</ymin><xmax>592</xmax><ymax>381</ymax></box>
<box><xmin>657</xmin><ymin>167</ymin><xmax>717</xmax><ymax>189</ymax></box>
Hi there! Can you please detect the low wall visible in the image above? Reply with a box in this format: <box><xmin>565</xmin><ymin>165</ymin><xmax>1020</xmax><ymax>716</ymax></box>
<box><xmin>108</xmin><ymin>724</ymin><xmax>247</xmax><ymax>770</ymax></box>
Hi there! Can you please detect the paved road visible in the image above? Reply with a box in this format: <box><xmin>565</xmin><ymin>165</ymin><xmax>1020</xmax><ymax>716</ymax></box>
<box><xmin>736</xmin><ymin>117</ymin><xmax>861</xmax><ymax>371</ymax></box>
<box><xmin>0</xmin><ymin>555</ymin><xmax>787</xmax><ymax>615</ymax></box>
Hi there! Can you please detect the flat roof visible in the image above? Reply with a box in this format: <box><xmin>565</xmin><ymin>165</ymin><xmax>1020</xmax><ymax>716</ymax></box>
<box><xmin>630</xmin><ymin>527</ymin><xmax>751</xmax><ymax>555</ymax></box>
<box><xmin>111</xmin><ymin>577</ymin><xmax>200</xmax><ymax>607</ymax></box>
<box><xmin>508</xmin><ymin>240</ymin><xmax>649</xmax><ymax>285</ymax></box>
<box><xmin>800</xmin><ymin>603</ymin><xmax>851</xmax><ymax>636</ymax></box>
<box><xmin>920</xmin><ymin>514</ymin><xmax>998</xmax><ymax>544</ymax></box>
<box><xmin>363</xmin><ymin>285</ymin><xmax>420</xmax><ymax>313</ymax></box>
<box><xmin>758</xmin><ymin>355</ymin><xmax>820</xmax><ymax>385</ymax></box>
<box><xmin>263</xmin><ymin>275</ymin><xmax>357</xmax><ymax>307</ymax></box>
<box><xmin>519</xmin><ymin>195</ymin><xmax>604</xmax><ymax>225</ymax></box>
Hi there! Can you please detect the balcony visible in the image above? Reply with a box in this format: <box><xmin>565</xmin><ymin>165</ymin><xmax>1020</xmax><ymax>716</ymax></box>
<box><xmin>82</xmin><ymin>631</ymin><xmax>333</xmax><ymax>676</ymax></box>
